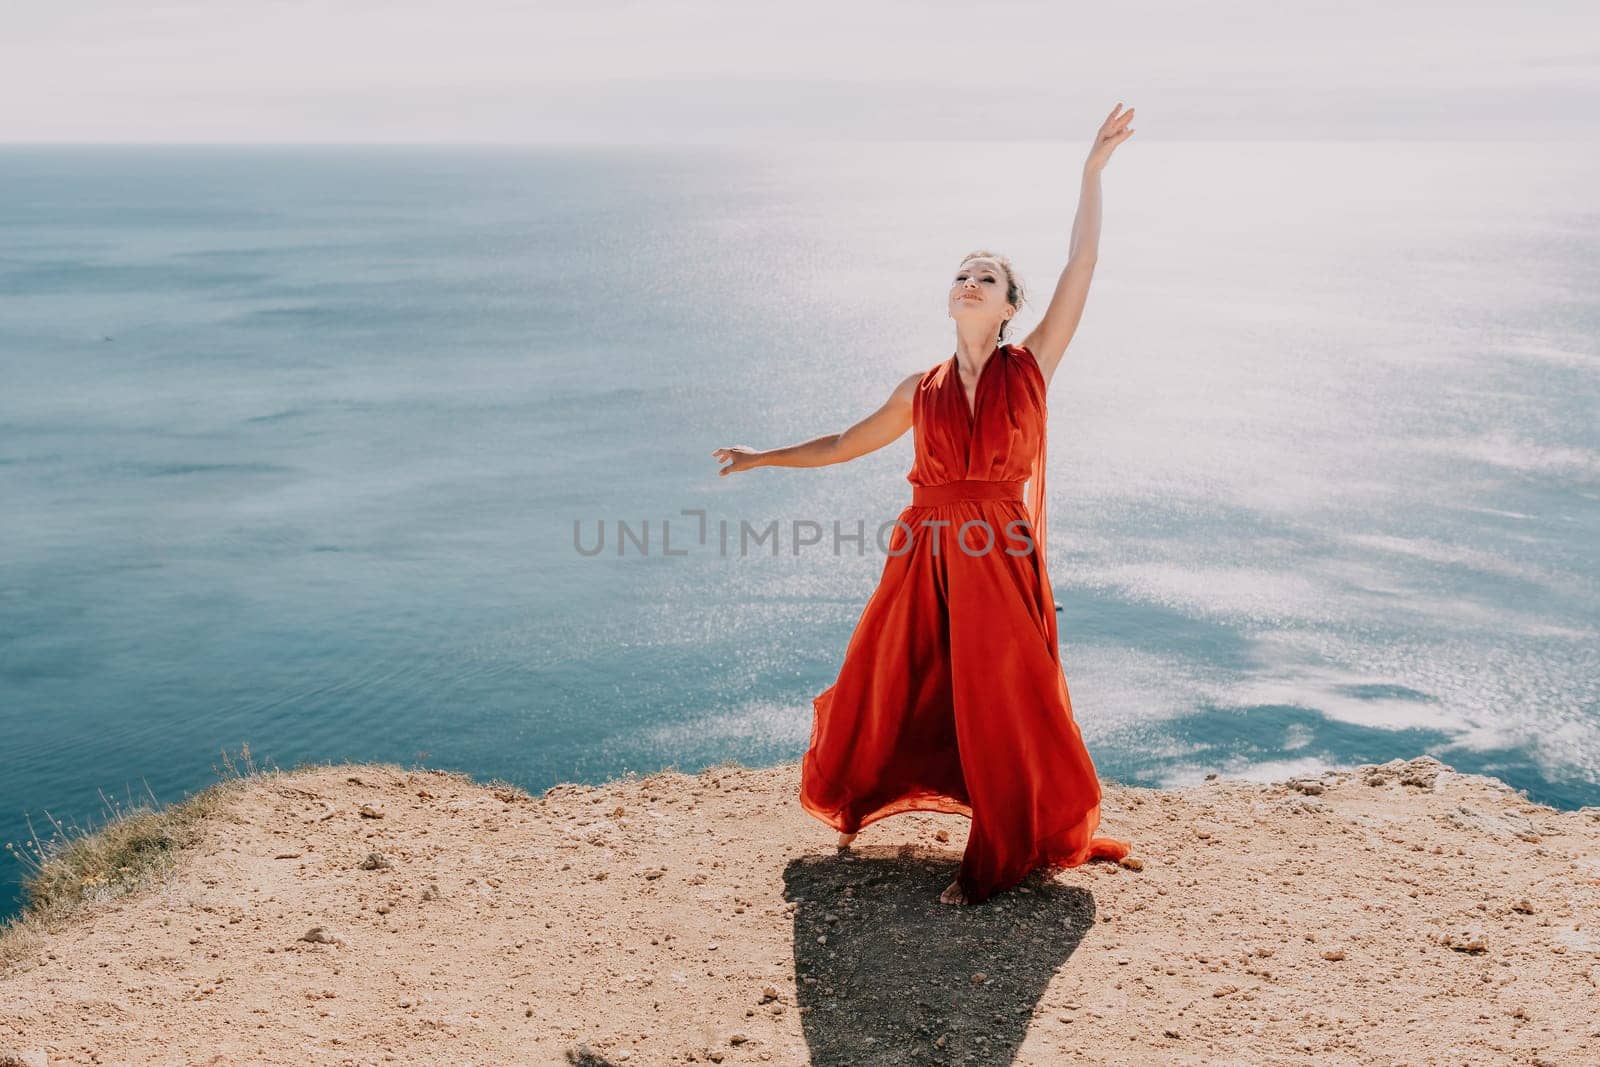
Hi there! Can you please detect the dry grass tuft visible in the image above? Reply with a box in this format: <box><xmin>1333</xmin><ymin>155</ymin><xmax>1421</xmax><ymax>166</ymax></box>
<box><xmin>0</xmin><ymin>743</ymin><xmax>419</xmax><ymax>972</ymax></box>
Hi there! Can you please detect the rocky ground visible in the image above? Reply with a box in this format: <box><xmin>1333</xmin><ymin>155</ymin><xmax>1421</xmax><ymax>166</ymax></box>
<box><xmin>1</xmin><ymin>755</ymin><xmax>1597</xmax><ymax>1066</ymax></box>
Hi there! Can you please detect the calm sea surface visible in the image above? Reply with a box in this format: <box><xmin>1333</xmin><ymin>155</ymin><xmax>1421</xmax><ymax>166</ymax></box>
<box><xmin>2</xmin><ymin>142</ymin><xmax>1596</xmax><ymax>920</ymax></box>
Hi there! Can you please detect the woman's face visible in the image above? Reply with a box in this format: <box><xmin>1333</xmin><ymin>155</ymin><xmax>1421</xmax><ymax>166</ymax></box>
<box><xmin>948</xmin><ymin>257</ymin><xmax>1011</xmax><ymax>331</ymax></box>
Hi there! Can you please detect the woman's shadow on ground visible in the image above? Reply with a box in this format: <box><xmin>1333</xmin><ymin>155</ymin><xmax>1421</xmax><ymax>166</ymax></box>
<box><xmin>783</xmin><ymin>843</ymin><xmax>1101</xmax><ymax>1066</ymax></box>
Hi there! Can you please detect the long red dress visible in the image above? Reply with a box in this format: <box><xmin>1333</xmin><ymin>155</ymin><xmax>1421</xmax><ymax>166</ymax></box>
<box><xmin>800</xmin><ymin>342</ymin><xmax>1130</xmax><ymax>904</ymax></box>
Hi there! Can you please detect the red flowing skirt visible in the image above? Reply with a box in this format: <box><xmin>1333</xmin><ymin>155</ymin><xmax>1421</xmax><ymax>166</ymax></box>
<box><xmin>800</xmin><ymin>483</ymin><xmax>1129</xmax><ymax>904</ymax></box>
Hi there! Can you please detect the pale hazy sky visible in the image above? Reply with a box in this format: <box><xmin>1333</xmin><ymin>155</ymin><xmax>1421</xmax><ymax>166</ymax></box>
<box><xmin>3</xmin><ymin>1</ymin><xmax>1597</xmax><ymax>142</ymax></box>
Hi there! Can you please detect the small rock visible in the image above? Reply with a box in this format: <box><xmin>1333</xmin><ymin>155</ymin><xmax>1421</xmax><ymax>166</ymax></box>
<box><xmin>1512</xmin><ymin>899</ymin><xmax>1535</xmax><ymax>914</ymax></box>
<box><xmin>728</xmin><ymin>1034</ymin><xmax>748</xmax><ymax>1045</ymax></box>
<box><xmin>0</xmin><ymin>1050</ymin><xmax>49</xmax><ymax>1067</ymax></box>
<box><xmin>1118</xmin><ymin>856</ymin><xmax>1145</xmax><ymax>872</ymax></box>
<box><xmin>935</xmin><ymin>829</ymin><xmax>950</xmax><ymax>843</ymax></box>
<box><xmin>971</xmin><ymin>972</ymin><xmax>986</xmax><ymax>984</ymax></box>
<box><xmin>1398</xmin><ymin>760</ymin><xmax>1441</xmax><ymax>788</ymax></box>
<box><xmin>1212</xmin><ymin>985</ymin><xmax>1238</xmax><ymax>997</ymax></box>
<box><xmin>299</xmin><ymin>927</ymin><xmax>340</xmax><ymax>945</ymax></box>
<box><xmin>1439</xmin><ymin>931</ymin><xmax>1488</xmax><ymax>954</ymax></box>
<box><xmin>358</xmin><ymin>804</ymin><xmax>385</xmax><ymax>819</ymax></box>
<box><xmin>358</xmin><ymin>852</ymin><xmax>391</xmax><ymax>870</ymax></box>
<box><xmin>1321</xmin><ymin>948</ymin><xmax>1346</xmax><ymax>961</ymax></box>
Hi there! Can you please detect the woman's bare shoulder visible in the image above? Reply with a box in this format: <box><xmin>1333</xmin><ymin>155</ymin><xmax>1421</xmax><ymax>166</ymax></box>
<box><xmin>891</xmin><ymin>368</ymin><xmax>926</xmax><ymax>403</ymax></box>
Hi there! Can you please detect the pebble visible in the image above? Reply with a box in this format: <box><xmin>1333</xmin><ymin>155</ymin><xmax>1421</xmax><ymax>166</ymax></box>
<box><xmin>1438</xmin><ymin>931</ymin><xmax>1488</xmax><ymax>954</ymax></box>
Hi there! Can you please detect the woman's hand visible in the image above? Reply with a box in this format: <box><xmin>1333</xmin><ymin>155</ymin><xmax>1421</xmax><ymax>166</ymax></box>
<box><xmin>711</xmin><ymin>445</ymin><xmax>765</xmax><ymax>477</ymax></box>
<box><xmin>1084</xmin><ymin>102</ymin><xmax>1135</xmax><ymax>175</ymax></box>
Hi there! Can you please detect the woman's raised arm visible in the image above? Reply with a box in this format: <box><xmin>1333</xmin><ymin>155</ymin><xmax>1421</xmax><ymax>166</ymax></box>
<box><xmin>1022</xmin><ymin>102</ymin><xmax>1135</xmax><ymax>387</ymax></box>
<box><xmin>712</xmin><ymin>370</ymin><xmax>922</xmax><ymax>476</ymax></box>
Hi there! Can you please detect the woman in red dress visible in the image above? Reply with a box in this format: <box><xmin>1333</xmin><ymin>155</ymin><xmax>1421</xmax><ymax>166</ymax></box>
<box><xmin>713</xmin><ymin>104</ymin><xmax>1137</xmax><ymax>905</ymax></box>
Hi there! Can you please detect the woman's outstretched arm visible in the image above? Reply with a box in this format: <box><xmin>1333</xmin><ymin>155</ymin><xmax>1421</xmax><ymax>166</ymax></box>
<box><xmin>1022</xmin><ymin>102</ymin><xmax>1135</xmax><ymax>387</ymax></box>
<box><xmin>712</xmin><ymin>370</ymin><xmax>922</xmax><ymax>476</ymax></box>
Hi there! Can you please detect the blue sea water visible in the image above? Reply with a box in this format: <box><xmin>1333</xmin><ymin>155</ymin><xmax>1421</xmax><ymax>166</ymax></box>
<box><xmin>1</xmin><ymin>142</ymin><xmax>1596</xmax><ymax>921</ymax></box>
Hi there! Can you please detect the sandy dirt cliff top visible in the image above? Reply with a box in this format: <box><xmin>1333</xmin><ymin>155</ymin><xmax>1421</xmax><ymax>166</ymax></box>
<box><xmin>1</xmin><ymin>755</ymin><xmax>1598</xmax><ymax>1066</ymax></box>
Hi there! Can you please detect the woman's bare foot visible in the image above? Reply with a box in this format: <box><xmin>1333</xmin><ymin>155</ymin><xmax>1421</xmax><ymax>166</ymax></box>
<box><xmin>939</xmin><ymin>879</ymin><xmax>969</xmax><ymax>905</ymax></box>
<box><xmin>836</xmin><ymin>831</ymin><xmax>858</xmax><ymax>848</ymax></box>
